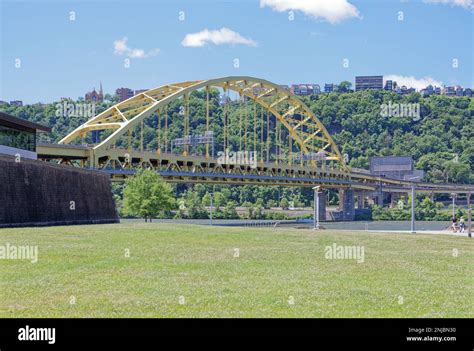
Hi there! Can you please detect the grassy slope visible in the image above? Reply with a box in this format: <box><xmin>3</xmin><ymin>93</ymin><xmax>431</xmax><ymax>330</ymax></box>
<box><xmin>0</xmin><ymin>223</ymin><xmax>472</xmax><ymax>318</ymax></box>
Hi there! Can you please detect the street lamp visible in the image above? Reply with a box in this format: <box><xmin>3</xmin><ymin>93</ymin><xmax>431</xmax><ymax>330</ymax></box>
<box><xmin>451</xmin><ymin>193</ymin><xmax>456</xmax><ymax>219</ymax></box>
<box><xmin>313</xmin><ymin>186</ymin><xmax>321</xmax><ymax>230</ymax></box>
<box><xmin>467</xmin><ymin>192</ymin><xmax>472</xmax><ymax>238</ymax></box>
<box><xmin>406</xmin><ymin>176</ymin><xmax>421</xmax><ymax>234</ymax></box>
<box><xmin>411</xmin><ymin>183</ymin><xmax>416</xmax><ymax>233</ymax></box>
<box><xmin>209</xmin><ymin>185</ymin><xmax>215</xmax><ymax>226</ymax></box>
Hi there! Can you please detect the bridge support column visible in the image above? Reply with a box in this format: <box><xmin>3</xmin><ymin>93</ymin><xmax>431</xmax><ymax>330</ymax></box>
<box><xmin>339</xmin><ymin>189</ymin><xmax>355</xmax><ymax>221</ymax></box>
<box><xmin>318</xmin><ymin>190</ymin><xmax>327</xmax><ymax>221</ymax></box>
<box><xmin>357</xmin><ymin>192</ymin><xmax>364</xmax><ymax>209</ymax></box>
<box><xmin>376</xmin><ymin>195</ymin><xmax>381</xmax><ymax>206</ymax></box>
<box><xmin>88</xmin><ymin>149</ymin><xmax>96</xmax><ymax>169</ymax></box>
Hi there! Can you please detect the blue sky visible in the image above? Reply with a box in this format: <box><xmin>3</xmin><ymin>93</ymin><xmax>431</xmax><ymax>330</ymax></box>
<box><xmin>1</xmin><ymin>0</ymin><xmax>473</xmax><ymax>103</ymax></box>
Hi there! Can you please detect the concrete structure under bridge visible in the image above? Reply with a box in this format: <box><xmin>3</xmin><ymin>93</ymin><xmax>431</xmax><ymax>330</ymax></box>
<box><xmin>35</xmin><ymin>76</ymin><xmax>473</xmax><ymax>234</ymax></box>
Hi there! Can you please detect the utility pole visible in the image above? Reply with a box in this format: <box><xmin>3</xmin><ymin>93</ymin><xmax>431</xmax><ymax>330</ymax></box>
<box><xmin>451</xmin><ymin>193</ymin><xmax>456</xmax><ymax>219</ymax></box>
<box><xmin>209</xmin><ymin>185</ymin><xmax>215</xmax><ymax>226</ymax></box>
<box><xmin>467</xmin><ymin>192</ymin><xmax>472</xmax><ymax>238</ymax></box>
<box><xmin>411</xmin><ymin>183</ymin><xmax>416</xmax><ymax>233</ymax></box>
<box><xmin>405</xmin><ymin>176</ymin><xmax>421</xmax><ymax>234</ymax></box>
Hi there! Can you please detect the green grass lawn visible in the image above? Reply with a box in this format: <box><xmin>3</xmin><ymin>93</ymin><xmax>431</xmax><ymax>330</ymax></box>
<box><xmin>0</xmin><ymin>223</ymin><xmax>472</xmax><ymax>318</ymax></box>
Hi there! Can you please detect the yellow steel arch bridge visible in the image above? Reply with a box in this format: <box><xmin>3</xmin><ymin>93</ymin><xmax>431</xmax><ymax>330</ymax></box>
<box><xmin>37</xmin><ymin>76</ymin><xmax>474</xmax><ymax>196</ymax></box>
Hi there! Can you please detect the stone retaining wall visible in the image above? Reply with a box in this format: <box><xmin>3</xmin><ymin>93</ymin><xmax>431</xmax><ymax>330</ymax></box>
<box><xmin>0</xmin><ymin>154</ymin><xmax>119</xmax><ymax>227</ymax></box>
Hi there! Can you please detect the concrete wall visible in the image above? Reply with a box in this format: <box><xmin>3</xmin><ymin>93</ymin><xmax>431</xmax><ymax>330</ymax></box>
<box><xmin>0</xmin><ymin>145</ymin><xmax>37</xmax><ymax>160</ymax></box>
<box><xmin>0</xmin><ymin>154</ymin><xmax>119</xmax><ymax>227</ymax></box>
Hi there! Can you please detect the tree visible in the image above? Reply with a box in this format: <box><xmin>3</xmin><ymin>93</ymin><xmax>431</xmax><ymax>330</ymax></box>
<box><xmin>221</xmin><ymin>188</ymin><xmax>231</xmax><ymax>200</ymax></box>
<box><xmin>182</xmin><ymin>189</ymin><xmax>208</xmax><ymax>219</ymax></box>
<box><xmin>213</xmin><ymin>192</ymin><xmax>225</xmax><ymax>208</ymax></box>
<box><xmin>223</xmin><ymin>201</ymin><xmax>238</xmax><ymax>219</ymax></box>
<box><xmin>242</xmin><ymin>201</ymin><xmax>253</xmax><ymax>208</ymax></box>
<box><xmin>443</xmin><ymin>161</ymin><xmax>470</xmax><ymax>183</ymax></box>
<box><xmin>123</xmin><ymin>170</ymin><xmax>175</xmax><ymax>221</ymax></box>
<box><xmin>202</xmin><ymin>192</ymin><xmax>211</xmax><ymax>206</ymax></box>
<box><xmin>280</xmin><ymin>198</ymin><xmax>289</xmax><ymax>210</ymax></box>
<box><xmin>338</xmin><ymin>81</ymin><xmax>352</xmax><ymax>93</ymax></box>
<box><xmin>267</xmin><ymin>199</ymin><xmax>278</xmax><ymax>208</ymax></box>
<box><xmin>255</xmin><ymin>197</ymin><xmax>265</xmax><ymax>208</ymax></box>
<box><xmin>418</xmin><ymin>197</ymin><xmax>437</xmax><ymax>219</ymax></box>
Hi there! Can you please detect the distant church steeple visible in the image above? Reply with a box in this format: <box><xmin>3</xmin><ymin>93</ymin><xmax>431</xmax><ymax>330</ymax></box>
<box><xmin>85</xmin><ymin>82</ymin><xmax>104</xmax><ymax>102</ymax></box>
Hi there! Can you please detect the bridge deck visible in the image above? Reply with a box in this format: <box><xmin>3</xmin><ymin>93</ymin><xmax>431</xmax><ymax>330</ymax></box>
<box><xmin>37</xmin><ymin>142</ymin><xmax>90</xmax><ymax>160</ymax></box>
<box><xmin>36</xmin><ymin>143</ymin><xmax>473</xmax><ymax>194</ymax></box>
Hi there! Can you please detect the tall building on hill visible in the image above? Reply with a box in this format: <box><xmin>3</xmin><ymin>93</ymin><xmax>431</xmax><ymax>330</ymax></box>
<box><xmin>355</xmin><ymin>76</ymin><xmax>383</xmax><ymax>91</ymax></box>
<box><xmin>290</xmin><ymin>84</ymin><xmax>320</xmax><ymax>95</ymax></box>
<box><xmin>442</xmin><ymin>86</ymin><xmax>456</xmax><ymax>96</ymax></box>
<box><xmin>384</xmin><ymin>80</ymin><xmax>394</xmax><ymax>91</ymax></box>
<box><xmin>324</xmin><ymin>83</ymin><xmax>334</xmax><ymax>93</ymax></box>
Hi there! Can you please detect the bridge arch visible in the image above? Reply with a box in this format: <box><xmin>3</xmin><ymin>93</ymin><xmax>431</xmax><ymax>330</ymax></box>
<box><xmin>59</xmin><ymin>76</ymin><xmax>346</xmax><ymax>169</ymax></box>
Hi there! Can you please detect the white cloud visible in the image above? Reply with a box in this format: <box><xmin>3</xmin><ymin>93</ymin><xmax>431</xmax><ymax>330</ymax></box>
<box><xmin>385</xmin><ymin>75</ymin><xmax>443</xmax><ymax>90</ymax></box>
<box><xmin>113</xmin><ymin>37</ymin><xmax>160</xmax><ymax>58</ymax></box>
<box><xmin>260</xmin><ymin>0</ymin><xmax>361</xmax><ymax>24</ymax></box>
<box><xmin>423</xmin><ymin>0</ymin><xmax>474</xmax><ymax>10</ymax></box>
<box><xmin>181</xmin><ymin>27</ymin><xmax>257</xmax><ymax>47</ymax></box>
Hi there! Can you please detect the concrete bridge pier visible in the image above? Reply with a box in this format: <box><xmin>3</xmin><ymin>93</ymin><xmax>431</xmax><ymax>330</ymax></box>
<box><xmin>318</xmin><ymin>190</ymin><xmax>327</xmax><ymax>221</ymax></box>
<box><xmin>338</xmin><ymin>188</ymin><xmax>355</xmax><ymax>221</ymax></box>
<box><xmin>356</xmin><ymin>192</ymin><xmax>365</xmax><ymax>209</ymax></box>
<box><xmin>376</xmin><ymin>192</ymin><xmax>383</xmax><ymax>207</ymax></box>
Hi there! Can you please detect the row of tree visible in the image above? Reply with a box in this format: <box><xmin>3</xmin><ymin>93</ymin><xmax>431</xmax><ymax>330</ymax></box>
<box><xmin>119</xmin><ymin>170</ymin><xmax>302</xmax><ymax>221</ymax></box>
<box><xmin>120</xmin><ymin>170</ymin><xmax>471</xmax><ymax>222</ymax></box>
